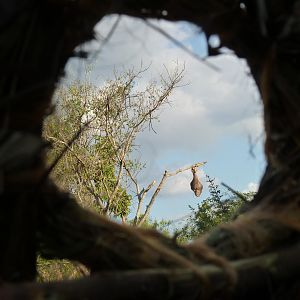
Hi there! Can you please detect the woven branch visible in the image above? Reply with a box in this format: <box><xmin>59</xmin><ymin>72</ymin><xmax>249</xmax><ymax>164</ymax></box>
<box><xmin>2</xmin><ymin>244</ymin><xmax>300</xmax><ymax>300</ymax></box>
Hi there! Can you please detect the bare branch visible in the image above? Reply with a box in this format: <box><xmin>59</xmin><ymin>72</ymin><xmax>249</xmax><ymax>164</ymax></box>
<box><xmin>104</xmin><ymin>160</ymin><xmax>125</xmax><ymax>213</ymax></box>
<box><xmin>123</xmin><ymin>161</ymin><xmax>156</xmax><ymax>225</ymax></box>
<box><xmin>144</xmin><ymin>20</ymin><xmax>219</xmax><ymax>71</ymax></box>
<box><xmin>138</xmin><ymin>161</ymin><xmax>206</xmax><ymax>226</ymax></box>
<box><xmin>221</xmin><ymin>182</ymin><xmax>248</xmax><ymax>202</ymax></box>
<box><xmin>124</xmin><ymin>163</ymin><xmax>140</xmax><ymax>195</ymax></box>
<box><xmin>40</xmin><ymin>121</ymin><xmax>92</xmax><ymax>186</ymax></box>
<box><xmin>91</xmin><ymin>15</ymin><xmax>122</xmax><ymax>60</ymax></box>
<box><xmin>138</xmin><ymin>171</ymin><xmax>168</xmax><ymax>226</ymax></box>
<box><xmin>102</xmin><ymin>66</ymin><xmax>184</xmax><ymax>215</ymax></box>
<box><xmin>45</xmin><ymin>135</ymin><xmax>87</xmax><ymax>168</ymax></box>
<box><xmin>134</xmin><ymin>180</ymin><xmax>156</xmax><ymax>225</ymax></box>
<box><xmin>45</xmin><ymin>134</ymin><xmax>106</xmax><ymax>210</ymax></box>
<box><xmin>166</xmin><ymin>161</ymin><xmax>207</xmax><ymax>177</ymax></box>
<box><xmin>3</xmin><ymin>245</ymin><xmax>300</xmax><ymax>300</ymax></box>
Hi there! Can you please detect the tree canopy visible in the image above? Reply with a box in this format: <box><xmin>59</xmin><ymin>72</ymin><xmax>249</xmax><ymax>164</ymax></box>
<box><xmin>43</xmin><ymin>66</ymin><xmax>184</xmax><ymax>220</ymax></box>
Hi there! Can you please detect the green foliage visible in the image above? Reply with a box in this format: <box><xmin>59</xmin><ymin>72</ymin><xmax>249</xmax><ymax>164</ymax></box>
<box><xmin>43</xmin><ymin>66</ymin><xmax>183</xmax><ymax>219</ymax></box>
<box><xmin>138</xmin><ymin>218</ymin><xmax>172</xmax><ymax>236</ymax></box>
<box><xmin>37</xmin><ymin>256</ymin><xmax>88</xmax><ymax>282</ymax></box>
<box><xmin>43</xmin><ymin>80</ymin><xmax>134</xmax><ymax>218</ymax></box>
<box><xmin>179</xmin><ymin>176</ymin><xmax>255</xmax><ymax>242</ymax></box>
<box><xmin>41</xmin><ymin>66</ymin><xmax>183</xmax><ymax>280</ymax></box>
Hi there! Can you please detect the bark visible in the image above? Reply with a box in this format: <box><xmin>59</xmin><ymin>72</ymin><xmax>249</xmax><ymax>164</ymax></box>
<box><xmin>2</xmin><ymin>245</ymin><xmax>300</xmax><ymax>300</ymax></box>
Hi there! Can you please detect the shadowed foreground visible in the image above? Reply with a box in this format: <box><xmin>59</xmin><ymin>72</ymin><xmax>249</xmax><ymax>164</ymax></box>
<box><xmin>1</xmin><ymin>0</ymin><xmax>300</xmax><ymax>299</ymax></box>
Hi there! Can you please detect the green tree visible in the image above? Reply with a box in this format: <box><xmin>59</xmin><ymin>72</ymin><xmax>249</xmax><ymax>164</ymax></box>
<box><xmin>43</xmin><ymin>66</ymin><xmax>184</xmax><ymax>220</ymax></box>
<box><xmin>40</xmin><ymin>66</ymin><xmax>184</xmax><ymax>281</ymax></box>
<box><xmin>179</xmin><ymin>176</ymin><xmax>255</xmax><ymax>241</ymax></box>
<box><xmin>137</xmin><ymin>218</ymin><xmax>173</xmax><ymax>237</ymax></box>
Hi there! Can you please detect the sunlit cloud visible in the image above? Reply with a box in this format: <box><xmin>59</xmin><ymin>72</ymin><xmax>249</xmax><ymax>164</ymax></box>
<box><xmin>243</xmin><ymin>182</ymin><xmax>259</xmax><ymax>193</ymax></box>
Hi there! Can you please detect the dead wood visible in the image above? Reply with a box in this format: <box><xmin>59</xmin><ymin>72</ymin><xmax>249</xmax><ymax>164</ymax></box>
<box><xmin>2</xmin><ymin>244</ymin><xmax>300</xmax><ymax>300</ymax></box>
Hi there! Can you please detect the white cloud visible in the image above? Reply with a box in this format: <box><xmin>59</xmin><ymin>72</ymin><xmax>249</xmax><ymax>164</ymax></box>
<box><xmin>243</xmin><ymin>182</ymin><xmax>259</xmax><ymax>193</ymax></box>
<box><xmin>64</xmin><ymin>15</ymin><xmax>265</xmax><ymax>207</ymax></box>
<box><xmin>161</xmin><ymin>168</ymin><xmax>206</xmax><ymax>197</ymax></box>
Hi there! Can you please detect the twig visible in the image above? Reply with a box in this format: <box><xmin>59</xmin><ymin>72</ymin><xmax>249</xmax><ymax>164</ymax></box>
<box><xmin>104</xmin><ymin>68</ymin><xmax>182</xmax><ymax>214</ymax></box>
<box><xmin>169</xmin><ymin>213</ymin><xmax>192</xmax><ymax>224</ymax></box>
<box><xmin>45</xmin><ymin>135</ymin><xmax>86</xmax><ymax>167</ymax></box>
<box><xmin>166</xmin><ymin>161</ymin><xmax>207</xmax><ymax>177</ymax></box>
<box><xmin>144</xmin><ymin>19</ymin><xmax>219</xmax><ymax>72</ymax></box>
<box><xmin>221</xmin><ymin>182</ymin><xmax>248</xmax><ymax>202</ymax></box>
<box><xmin>89</xmin><ymin>15</ymin><xmax>122</xmax><ymax>62</ymax></box>
<box><xmin>3</xmin><ymin>244</ymin><xmax>300</xmax><ymax>299</ymax></box>
<box><xmin>123</xmin><ymin>161</ymin><xmax>156</xmax><ymax>224</ymax></box>
<box><xmin>39</xmin><ymin>121</ymin><xmax>91</xmax><ymax>186</ymax></box>
<box><xmin>138</xmin><ymin>161</ymin><xmax>206</xmax><ymax>226</ymax></box>
<box><xmin>134</xmin><ymin>180</ymin><xmax>156</xmax><ymax>225</ymax></box>
<box><xmin>124</xmin><ymin>163</ymin><xmax>140</xmax><ymax>193</ymax></box>
<box><xmin>46</xmin><ymin>135</ymin><xmax>105</xmax><ymax>210</ymax></box>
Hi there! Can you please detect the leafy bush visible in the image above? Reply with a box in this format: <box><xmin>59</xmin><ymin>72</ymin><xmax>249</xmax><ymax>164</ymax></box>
<box><xmin>179</xmin><ymin>176</ymin><xmax>254</xmax><ymax>242</ymax></box>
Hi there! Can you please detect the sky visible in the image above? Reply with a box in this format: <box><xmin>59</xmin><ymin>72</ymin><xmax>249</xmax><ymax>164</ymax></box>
<box><xmin>64</xmin><ymin>15</ymin><xmax>266</xmax><ymax>222</ymax></box>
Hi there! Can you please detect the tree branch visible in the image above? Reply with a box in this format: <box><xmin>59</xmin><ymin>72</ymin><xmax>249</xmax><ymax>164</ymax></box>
<box><xmin>144</xmin><ymin>19</ymin><xmax>219</xmax><ymax>71</ymax></box>
<box><xmin>40</xmin><ymin>121</ymin><xmax>91</xmax><ymax>185</ymax></box>
<box><xmin>134</xmin><ymin>180</ymin><xmax>156</xmax><ymax>225</ymax></box>
<box><xmin>3</xmin><ymin>244</ymin><xmax>300</xmax><ymax>300</ymax></box>
<box><xmin>166</xmin><ymin>162</ymin><xmax>207</xmax><ymax>177</ymax></box>
<box><xmin>138</xmin><ymin>161</ymin><xmax>206</xmax><ymax>226</ymax></box>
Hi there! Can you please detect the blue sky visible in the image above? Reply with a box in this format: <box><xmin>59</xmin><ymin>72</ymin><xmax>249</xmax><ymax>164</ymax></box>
<box><xmin>65</xmin><ymin>15</ymin><xmax>266</xmax><ymax>221</ymax></box>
